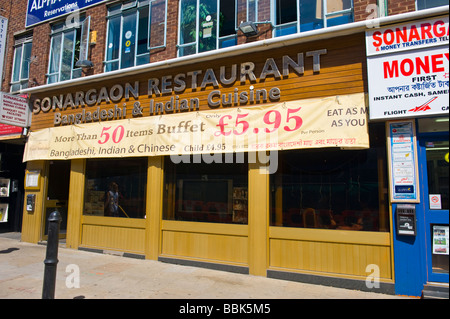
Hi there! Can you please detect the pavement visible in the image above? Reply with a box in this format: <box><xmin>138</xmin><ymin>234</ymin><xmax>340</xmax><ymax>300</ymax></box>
<box><xmin>0</xmin><ymin>232</ymin><xmax>410</xmax><ymax>301</ymax></box>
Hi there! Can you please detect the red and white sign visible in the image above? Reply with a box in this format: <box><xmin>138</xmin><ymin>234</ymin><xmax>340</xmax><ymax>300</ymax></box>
<box><xmin>0</xmin><ymin>124</ymin><xmax>23</xmax><ymax>137</ymax></box>
<box><xmin>366</xmin><ymin>16</ymin><xmax>449</xmax><ymax>120</ymax></box>
<box><xmin>366</xmin><ymin>17</ymin><xmax>449</xmax><ymax>56</ymax></box>
<box><xmin>429</xmin><ymin>194</ymin><xmax>442</xmax><ymax>210</ymax></box>
<box><xmin>0</xmin><ymin>92</ymin><xmax>31</xmax><ymax>127</ymax></box>
<box><xmin>368</xmin><ymin>46</ymin><xmax>449</xmax><ymax>120</ymax></box>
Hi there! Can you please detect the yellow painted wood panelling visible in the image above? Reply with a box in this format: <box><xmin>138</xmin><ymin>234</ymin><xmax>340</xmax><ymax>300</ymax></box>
<box><xmin>161</xmin><ymin>230</ymin><xmax>248</xmax><ymax>265</ymax></box>
<box><xmin>80</xmin><ymin>216</ymin><xmax>146</xmax><ymax>253</ymax></box>
<box><xmin>270</xmin><ymin>227</ymin><xmax>391</xmax><ymax>246</ymax></box>
<box><xmin>21</xmin><ymin>161</ymin><xmax>46</xmax><ymax>243</ymax></box>
<box><xmin>248</xmin><ymin>158</ymin><xmax>270</xmax><ymax>276</ymax></box>
<box><xmin>269</xmin><ymin>228</ymin><xmax>392</xmax><ymax>279</ymax></box>
<box><xmin>162</xmin><ymin>220</ymin><xmax>248</xmax><ymax>237</ymax></box>
<box><xmin>146</xmin><ymin>156</ymin><xmax>164</xmax><ymax>260</ymax></box>
<box><xmin>65</xmin><ymin>159</ymin><xmax>85</xmax><ymax>249</ymax></box>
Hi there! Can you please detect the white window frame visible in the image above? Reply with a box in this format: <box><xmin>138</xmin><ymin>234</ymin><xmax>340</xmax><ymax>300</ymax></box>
<box><xmin>105</xmin><ymin>0</ymin><xmax>155</xmax><ymax>72</ymax></box>
<box><xmin>10</xmin><ymin>35</ymin><xmax>33</xmax><ymax>92</ymax></box>
<box><xmin>177</xmin><ymin>0</ymin><xmax>238</xmax><ymax>57</ymax></box>
<box><xmin>47</xmin><ymin>17</ymin><xmax>88</xmax><ymax>84</ymax></box>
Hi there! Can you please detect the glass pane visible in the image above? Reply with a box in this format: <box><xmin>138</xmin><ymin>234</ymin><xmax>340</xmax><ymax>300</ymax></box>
<box><xmin>105</xmin><ymin>61</ymin><xmax>119</xmax><ymax>72</ymax></box>
<box><xmin>136</xmin><ymin>53</ymin><xmax>150</xmax><ymax>65</ymax></box>
<box><xmin>417</xmin><ymin>0</ymin><xmax>448</xmax><ymax>10</ymax></box>
<box><xmin>10</xmin><ymin>83</ymin><xmax>20</xmax><ymax>92</ymax></box>
<box><xmin>106</xmin><ymin>16</ymin><xmax>121</xmax><ymax>62</ymax></box>
<box><xmin>219</xmin><ymin>0</ymin><xmax>235</xmax><ymax>37</ymax></box>
<box><xmin>426</xmin><ymin>140</ymin><xmax>449</xmax><ymax>210</ymax></box>
<box><xmin>84</xmin><ymin>158</ymin><xmax>147</xmax><ymax>218</ymax></box>
<box><xmin>270</xmin><ymin>125</ymin><xmax>389</xmax><ymax>232</ymax></box>
<box><xmin>418</xmin><ymin>117</ymin><xmax>449</xmax><ymax>133</ymax></box>
<box><xmin>49</xmin><ymin>34</ymin><xmax>62</xmax><ymax>74</ymax></box>
<box><xmin>299</xmin><ymin>0</ymin><xmax>323</xmax><ymax>32</ymax></box>
<box><xmin>164</xmin><ymin>155</ymin><xmax>248</xmax><ymax>224</ymax></box>
<box><xmin>79</xmin><ymin>17</ymin><xmax>90</xmax><ymax>61</ymax></box>
<box><xmin>21</xmin><ymin>42</ymin><xmax>32</xmax><ymax>80</ymax></box>
<box><xmin>431</xmin><ymin>225</ymin><xmax>449</xmax><ymax>274</ymax></box>
<box><xmin>199</xmin><ymin>0</ymin><xmax>217</xmax><ymax>53</ymax></box>
<box><xmin>12</xmin><ymin>46</ymin><xmax>22</xmax><ymax>82</ymax></box>
<box><xmin>248</xmin><ymin>0</ymin><xmax>257</xmax><ymax>22</ymax></box>
<box><xmin>327</xmin><ymin>0</ymin><xmax>352</xmax><ymax>13</ymax></box>
<box><xmin>72</xmin><ymin>68</ymin><xmax>82</xmax><ymax>79</ymax></box>
<box><xmin>121</xmin><ymin>11</ymin><xmax>137</xmax><ymax>69</ymax></box>
<box><xmin>275</xmin><ymin>0</ymin><xmax>297</xmax><ymax>25</ymax></box>
<box><xmin>47</xmin><ymin>74</ymin><xmax>58</xmax><ymax>84</ymax></box>
<box><xmin>137</xmin><ymin>6</ymin><xmax>149</xmax><ymax>55</ymax></box>
<box><xmin>60</xmin><ymin>31</ymin><xmax>75</xmax><ymax>81</ymax></box>
<box><xmin>178</xmin><ymin>44</ymin><xmax>196</xmax><ymax>57</ymax></box>
<box><xmin>219</xmin><ymin>35</ymin><xmax>237</xmax><ymax>48</ymax></box>
<box><xmin>180</xmin><ymin>0</ymin><xmax>197</xmax><ymax>45</ymax></box>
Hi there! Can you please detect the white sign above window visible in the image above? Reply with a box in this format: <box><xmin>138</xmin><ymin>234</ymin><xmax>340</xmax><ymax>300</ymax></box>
<box><xmin>366</xmin><ymin>16</ymin><xmax>449</xmax><ymax>120</ymax></box>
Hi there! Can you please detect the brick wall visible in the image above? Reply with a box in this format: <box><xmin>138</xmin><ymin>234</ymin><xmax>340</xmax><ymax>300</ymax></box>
<box><xmin>387</xmin><ymin>0</ymin><xmax>417</xmax><ymax>16</ymax></box>
<box><xmin>1</xmin><ymin>0</ymin><xmax>28</xmax><ymax>92</ymax></box>
<box><xmin>0</xmin><ymin>0</ymin><xmax>438</xmax><ymax>92</ymax></box>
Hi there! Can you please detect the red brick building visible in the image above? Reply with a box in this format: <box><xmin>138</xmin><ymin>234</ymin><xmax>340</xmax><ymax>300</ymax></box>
<box><xmin>0</xmin><ymin>0</ymin><xmax>448</xmax><ymax>297</ymax></box>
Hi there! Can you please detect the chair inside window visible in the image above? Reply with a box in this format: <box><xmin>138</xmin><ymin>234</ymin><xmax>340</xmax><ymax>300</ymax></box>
<box><xmin>302</xmin><ymin>208</ymin><xmax>318</xmax><ymax>228</ymax></box>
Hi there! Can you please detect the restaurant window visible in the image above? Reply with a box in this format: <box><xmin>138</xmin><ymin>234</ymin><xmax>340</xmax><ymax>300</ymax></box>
<box><xmin>416</xmin><ymin>0</ymin><xmax>448</xmax><ymax>10</ymax></box>
<box><xmin>163</xmin><ymin>154</ymin><xmax>248</xmax><ymax>224</ymax></box>
<box><xmin>47</xmin><ymin>16</ymin><xmax>88</xmax><ymax>84</ymax></box>
<box><xmin>105</xmin><ymin>0</ymin><xmax>152</xmax><ymax>72</ymax></box>
<box><xmin>273</xmin><ymin>0</ymin><xmax>353</xmax><ymax>37</ymax></box>
<box><xmin>178</xmin><ymin>0</ymin><xmax>237</xmax><ymax>57</ymax></box>
<box><xmin>10</xmin><ymin>34</ymin><xmax>32</xmax><ymax>92</ymax></box>
<box><xmin>83</xmin><ymin>158</ymin><xmax>147</xmax><ymax>219</ymax></box>
<box><xmin>270</xmin><ymin>124</ymin><xmax>389</xmax><ymax>232</ymax></box>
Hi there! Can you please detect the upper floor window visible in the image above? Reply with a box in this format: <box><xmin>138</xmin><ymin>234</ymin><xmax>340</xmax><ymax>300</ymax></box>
<box><xmin>178</xmin><ymin>0</ymin><xmax>237</xmax><ymax>57</ymax></box>
<box><xmin>47</xmin><ymin>16</ymin><xmax>89</xmax><ymax>84</ymax></box>
<box><xmin>416</xmin><ymin>0</ymin><xmax>448</xmax><ymax>10</ymax></box>
<box><xmin>11</xmin><ymin>34</ymin><xmax>32</xmax><ymax>92</ymax></box>
<box><xmin>105</xmin><ymin>0</ymin><xmax>167</xmax><ymax>72</ymax></box>
<box><xmin>105</xmin><ymin>0</ymin><xmax>150</xmax><ymax>72</ymax></box>
<box><xmin>273</xmin><ymin>0</ymin><xmax>353</xmax><ymax>37</ymax></box>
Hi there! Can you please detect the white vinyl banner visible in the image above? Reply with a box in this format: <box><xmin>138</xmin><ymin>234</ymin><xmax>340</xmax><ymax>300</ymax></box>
<box><xmin>23</xmin><ymin>93</ymin><xmax>369</xmax><ymax>162</ymax></box>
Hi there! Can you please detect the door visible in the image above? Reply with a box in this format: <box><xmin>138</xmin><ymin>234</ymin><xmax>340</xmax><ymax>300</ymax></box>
<box><xmin>419</xmin><ymin>137</ymin><xmax>449</xmax><ymax>283</ymax></box>
<box><xmin>42</xmin><ymin>161</ymin><xmax>70</xmax><ymax>240</ymax></box>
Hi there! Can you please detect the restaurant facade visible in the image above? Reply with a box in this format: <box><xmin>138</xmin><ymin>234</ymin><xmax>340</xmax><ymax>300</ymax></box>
<box><xmin>1</xmin><ymin>0</ymin><xmax>448</xmax><ymax>297</ymax></box>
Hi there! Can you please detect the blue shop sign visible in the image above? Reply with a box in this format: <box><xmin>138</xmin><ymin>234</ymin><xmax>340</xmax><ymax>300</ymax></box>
<box><xmin>26</xmin><ymin>0</ymin><xmax>105</xmax><ymax>27</ymax></box>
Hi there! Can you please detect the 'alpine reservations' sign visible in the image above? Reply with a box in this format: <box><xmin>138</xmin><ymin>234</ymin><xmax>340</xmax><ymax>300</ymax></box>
<box><xmin>26</xmin><ymin>0</ymin><xmax>105</xmax><ymax>27</ymax></box>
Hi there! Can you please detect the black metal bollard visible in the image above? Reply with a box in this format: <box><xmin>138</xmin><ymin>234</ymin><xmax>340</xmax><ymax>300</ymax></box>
<box><xmin>42</xmin><ymin>210</ymin><xmax>62</xmax><ymax>299</ymax></box>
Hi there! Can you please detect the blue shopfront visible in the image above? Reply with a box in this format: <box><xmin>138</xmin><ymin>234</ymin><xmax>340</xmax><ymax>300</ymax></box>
<box><xmin>390</xmin><ymin>118</ymin><xmax>449</xmax><ymax>297</ymax></box>
<box><xmin>366</xmin><ymin>15</ymin><xmax>449</xmax><ymax>297</ymax></box>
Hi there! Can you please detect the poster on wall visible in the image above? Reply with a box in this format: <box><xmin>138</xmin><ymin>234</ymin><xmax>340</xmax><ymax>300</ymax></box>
<box><xmin>433</xmin><ymin>225</ymin><xmax>449</xmax><ymax>255</ymax></box>
<box><xmin>387</xmin><ymin>120</ymin><xmax>420</xmax><ymax>203</ymax></box>
<box><xmin>366</xmin><ymin>16</ymin><xmax>449</xmax><ymax>120</ymax></box>
<box><xmin>0</xmin><ymin>204</ymin><xmax>8</xmax><ymax>223</ymax></box>
<box><xmin>0</xmin><ymin>92</ymin><xmax>31</xmax><ymax>128</ymax></box>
